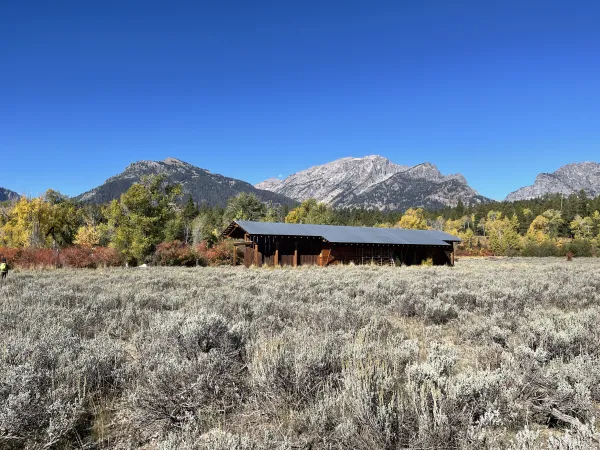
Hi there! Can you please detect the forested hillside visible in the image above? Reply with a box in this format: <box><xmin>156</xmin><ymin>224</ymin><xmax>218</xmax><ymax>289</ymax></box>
<box><xmin>76</xmin><ymin>157</ymin><xmax>297</xmax><ymax>207</ymax></box>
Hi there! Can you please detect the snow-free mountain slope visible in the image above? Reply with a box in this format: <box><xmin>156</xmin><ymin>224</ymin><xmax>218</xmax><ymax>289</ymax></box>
<box><xmin>505</xmin><ymin>162</ymin><xmax>600</xmax><ymax>201</ymax></box>
<box><xmin>261</xmin><ymin>155</ymin><xmax>407</xmax><ymax>205</ymax></box>
<box><xmin>254</xmin><ymin>178</ymin><xmax>283</xmax><ymax>191</ymax></box>
<box><xmin>76</xmin><ymin>157</ymin><xmax>296</xmax><ymax>207</ymax></box>
<box><xmin>256</xmin><ymin>156</ymin><xmax>488</xmax><ymax>210</ymax></box>
<box><xmin>0</xmin><ymin>187</ymin><xmax>19</xmax><ymax>202</ymax></box>
<box><xmin>335</xmin><ymin>165</ymin><xmax>488</xmax><ymax>211</ymax></box>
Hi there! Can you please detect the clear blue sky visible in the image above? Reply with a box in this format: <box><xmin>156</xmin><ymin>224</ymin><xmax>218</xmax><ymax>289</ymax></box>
<box><xmin>2</xmin><ymin>1</ymin><xmax>599</xmax><ymax>200</ymax></box>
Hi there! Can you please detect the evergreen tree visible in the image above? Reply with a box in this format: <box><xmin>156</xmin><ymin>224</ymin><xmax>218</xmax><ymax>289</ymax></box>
<box><xmin>223</xmin><ymin>193</ymin><xmax>267</xmax><ymax>224</ymax></box>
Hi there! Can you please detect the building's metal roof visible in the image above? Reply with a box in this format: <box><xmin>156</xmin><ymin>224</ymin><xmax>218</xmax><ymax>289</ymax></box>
<box><xmin>226</xmin><ymin>221</ymin><xmax>461</xmax><ymax>246</ymax></box>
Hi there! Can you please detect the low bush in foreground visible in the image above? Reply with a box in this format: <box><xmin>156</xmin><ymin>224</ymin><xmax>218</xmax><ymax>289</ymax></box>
<box><xmin>1</xmin><ymin>258</ymin><xmax>599</xmax><ymax>449</ymax></box>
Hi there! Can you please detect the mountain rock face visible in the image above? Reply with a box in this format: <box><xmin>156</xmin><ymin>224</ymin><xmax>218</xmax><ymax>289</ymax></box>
<box><xmin>76</xmin><ymin>158</ymin><xmax>296</xmax><ymax>207</ymax></box>
<box><xmin>0</xmin><ymin>187</ymin><xmax>19</xmax><ymax>202</ymax></box>
<box><xmin>255</xmin><ymin>177</ymin><xmax>283</xmax><ymax>191</ymax></box>
<box><xmin>256</xmin><ymin>155</ymin><xmax>488</xmax><ymax>210</ymax></box>
<box><xmin>505</xmin><ymin>162</ymin><xmax>600</xmax><ymax>201</ymax></box>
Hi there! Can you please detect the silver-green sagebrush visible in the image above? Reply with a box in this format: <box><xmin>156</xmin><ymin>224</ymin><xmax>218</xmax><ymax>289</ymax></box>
<box><xmin>1</xmin><ymin>259</ymin><xmax>599</xmax><ymax>449</ymax></box>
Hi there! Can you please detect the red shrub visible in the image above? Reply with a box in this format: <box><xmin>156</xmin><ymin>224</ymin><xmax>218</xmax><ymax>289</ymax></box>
<box><xmin>195</xmin><ymin>241</ymin><xmax>208</xmax><ymax>255</ymax></box>
<box><xmin>92</xmin><ymin>247</ymin><xmax>123</xmax><ymax>267</ymax></box>
<box><xmin>193</xmin><ymin>241</ymin><xmax>210</xmax><ymax>267</ymax></box>
<box><xmin>58</xmin><ymin>246</ymin><xmax>95</xmax><ymax>268</ymax></box>
<box><xmin>202</xmin><ymin>240</ymin><xmax>240</xmax><ymax>266</ymax></box>
<box><xmin>0</xmin><ymin>247</ymin><xmax>19</xmax><ymax>265</ymax></box>
<box><xmin>0</xmin><ymin>246</ymin><xmax>122</xmax><ymax>270</ymax></box>
<box><xmin>155</xmin><ymin>241</ymin><xmax>198</xmax><ymax>266</ymax></box>
<box><xmin>15</xmin><ymin>248</ymin><xmax>59</xmax><ymax>269</ymax></box>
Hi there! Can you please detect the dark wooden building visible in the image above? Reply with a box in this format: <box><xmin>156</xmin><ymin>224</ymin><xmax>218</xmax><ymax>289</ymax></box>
<box><xmin>222</xmin><ymin>221</ymin><xmax>461</xmax><ymax>267</ymax></box>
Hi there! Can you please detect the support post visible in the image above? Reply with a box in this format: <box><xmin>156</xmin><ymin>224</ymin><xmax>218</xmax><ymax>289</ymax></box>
<box><xmin>320</xmin><ymin>248</ymin><xmax>331</xmax><ymax>267</ymax></box>
<box><xmin>274</xmin><ymin>241</ymin><xmax>279</xmax><ymax>266</ymax></box>
<box><xmin>451</xmin><ymin>243</ymin><xmax>455</xmax><ymax>266</ymax></box>
<box><xmin>293</xmin><ymin>241</ymin><xmax>298</xmax><ymax>267</ymax></box>
<box><xmin>254</xmin><ymin>242</ymin><xmax>259</xmax><ymax>266</ymax></box>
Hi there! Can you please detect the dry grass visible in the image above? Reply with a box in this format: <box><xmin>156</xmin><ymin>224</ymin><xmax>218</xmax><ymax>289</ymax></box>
<box><xmin>1</xmin><ymin>258</ymin><xmax>600</xmax><ymax>449</ymax></box>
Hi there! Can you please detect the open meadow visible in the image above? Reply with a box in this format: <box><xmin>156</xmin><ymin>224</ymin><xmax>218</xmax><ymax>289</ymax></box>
<box><xmin>2</xmin><ymin>258</ymin><xmax>600</xmax><ymax>449</ymax></box>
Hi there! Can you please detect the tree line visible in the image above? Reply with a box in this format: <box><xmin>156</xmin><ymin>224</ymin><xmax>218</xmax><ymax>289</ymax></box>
<box><xmin>1</xmin><ymin>176</ymin><xmax>599</xmax><ymax>267</ymax></box>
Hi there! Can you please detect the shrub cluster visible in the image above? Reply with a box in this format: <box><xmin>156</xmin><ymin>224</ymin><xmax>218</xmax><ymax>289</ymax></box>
<box><xmin>154</xmin><ymin>240</ymin><xmax>201</xmax><ymax>266</ymax></box>
<box><xmin>153</xmin><ymin>240</ymin><xmax>242</xmax><ymax>267</ymax></box>
<box><xmin>0</xmin><ymin>246</ymin><xmax>122</xmax><ymax>269</ymax></box>
<box><xmin>559</xmin><ymin>239</ymin><xmax>597</xmax><ymax>257</ymax></box>
<box><xmin>520</xmin><ymin>240</ymin><xmax>560</xmax><ymax>257</ymax></box>
<box><xmin>201</xmin><ymin>240</ymin><xmax>240</xmax><ymax>266</ymax></box>
<box><xmin>0</xmin><ymin>240</ymin><xmax>243</xmax><ymax>270</ymax></box>
<box><xmin>458</xmin><ymin>240</ymin><xmax>600</xmax><ymax>258</ymax></box>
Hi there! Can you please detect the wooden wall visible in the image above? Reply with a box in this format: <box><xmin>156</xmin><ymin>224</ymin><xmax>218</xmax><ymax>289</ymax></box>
<box><xmin>240</xmin><ymin>236</ymin><xmax>453</xmax><ymax>267</ymax></box>
<box><xmin>329</xmin><ymin>244</ymin><xmax>450</xmax><ymax>266</ymax></box>
<box><xmin>243</xmin><ymin>236</ymin><xmax>322</xmax><ymax>267</ymax></box>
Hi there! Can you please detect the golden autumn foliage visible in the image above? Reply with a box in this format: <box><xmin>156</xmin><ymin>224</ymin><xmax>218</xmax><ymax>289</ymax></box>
<box><xmin>570</xmin><ymin>214</ymin><xmax>596</xmax><ymax>240</ymax></box>
<box><xmin>73</xmin><ymin>223</ymin><xmax>101</xmax><ymax>248</ymax></box>
<box><xmin>526</xmin><ymin>215</ymin><xmax>551</xmax><ymax>243</ymax></box>
<box><xmin>443</xmin><ymin>218</ymin><xmax>464</xmax><ymax>236</ymax></box>
<box><xmin>484</xmin><ymin>211</ymin><xmax>521</xmax><ymax>255</ymax></box>
<box><xmin>0</xmin><ymin>197</ymin><xmax>52</xmax><ymax>248</ymax></box>
<box><xmin>396</xmin><ymin>208</ymin><xmax>429</xmax><ymax>230</ymax></box>
<box><xmin>285</xmin><ymin>199</ymin><xmax>335</xmax><ymax>224</ymax></box>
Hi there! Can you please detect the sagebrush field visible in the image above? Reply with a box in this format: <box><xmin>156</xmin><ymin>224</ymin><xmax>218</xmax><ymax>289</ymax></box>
<box><xmin>2</xmin><ymin>259</ymin><xmax>600</xmax><ymax>449</ymax></box>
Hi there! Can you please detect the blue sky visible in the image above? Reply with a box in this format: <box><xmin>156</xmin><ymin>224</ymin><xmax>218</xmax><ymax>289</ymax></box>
<box><xmin>1</xmin><ymin>1</ymin><xmax>599</xmax><ymax>200</ymax></box>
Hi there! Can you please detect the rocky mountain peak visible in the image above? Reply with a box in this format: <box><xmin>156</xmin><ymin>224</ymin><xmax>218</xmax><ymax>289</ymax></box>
<box><xmin>255</xmin><ymin>178</ymin><xmax>283</xmax><ymax>191</ymax></box>
<box><xmin>121</xmin><ymin>159</ymin><xmax>160</xmax><ymax>173</ymax></box>
<box><xmin>401</xmin><ymin>162</ymin><xmax>442</xmax><ymax>180</ymax></box>
<box><xmin>255</xmin><ymin>155</ymin><xmax>487</xmax><ymax>210</ymax></box>
<box><xmin>351</xmin><ymin>154</ymin><xmax>393</xmax><ymax>163</ymax></box>
<box><xmin>163</xmin><ymin>157</ymin><xmax>189</xmax><ymax>166</ymax></box>
<box><xmin>0</xmin><ymin>187</ymin><xmax>19</xmax><ymax>202</ymax></box>
<box><xmin>256</xmin><ymin>154</ymin><xmax>408</xmax><ymax>205</ymax></box>
<box><xmin>77</xmin><ymin>158</ymin><xmax>297</xmax><ymax>207</ymax></box>
<box><xmin>505</xmin><ymin>162</ymin><xmax>600</xmax><ymax>201</ymax></box>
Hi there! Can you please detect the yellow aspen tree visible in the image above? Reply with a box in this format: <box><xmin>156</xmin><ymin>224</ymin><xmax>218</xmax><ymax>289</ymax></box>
<box><xmin>1</xmin><ymin>197</ymin><xmax>51</xmax><ymax>247</ymax></box>
<box><xmin>526</xmin><ymin>215</ymin><xmax>551</xmax><ymax>243</ymax></box>
<box><xmin>397</xmin><ymin>208</ymin><xmax>429</xmax><ymax>230</ymax></box>
<box><xmin>74</xmin><ymin>223</ymin><xmax>101</xmax><ymax>248</ymax></box>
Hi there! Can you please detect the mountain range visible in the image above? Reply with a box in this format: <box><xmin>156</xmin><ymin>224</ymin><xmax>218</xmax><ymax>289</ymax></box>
<box><xmin>0</xmin><ymin>187</ymin><xmax>19</xmax><ymax>203</ymax></box>
<box><xmin>505</xmin><ymin>162</ymin><xmax>600</xmax><ymax>201</ymax></box>
<box><xmin>75</xmin><ymin>157</ymin><xmax>296</xmax><ymax>207</ymax></box>
<box><xmin>2</xmin><ymin>157</ymin><xmax>600</xmax><ymax>210</ymax></box>
<box><xmin>256</xmin><ymin>155</ymin><xmax>489</xmax><ymax>210</ymax></box>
